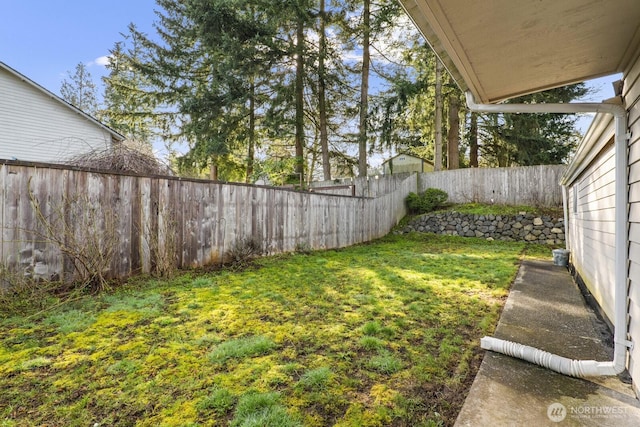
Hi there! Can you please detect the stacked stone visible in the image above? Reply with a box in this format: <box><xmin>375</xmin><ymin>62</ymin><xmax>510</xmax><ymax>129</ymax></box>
<box><xmin>398</xmin><ymin>212</ymin><xmax>565</xmax><ymax>244</ymax></box>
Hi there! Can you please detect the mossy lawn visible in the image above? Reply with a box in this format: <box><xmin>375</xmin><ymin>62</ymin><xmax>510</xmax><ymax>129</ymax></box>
<box><xmin>1</xmin><ymin>233</ymin><xmax>543</xmax><ymax>426</ymax></box>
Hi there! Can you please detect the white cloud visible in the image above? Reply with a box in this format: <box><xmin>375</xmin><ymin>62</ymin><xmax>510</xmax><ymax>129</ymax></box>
<box><xmin>88</xmin><ymin>55</ymin><xmax>111</xmax><ymax>67</ymax></box>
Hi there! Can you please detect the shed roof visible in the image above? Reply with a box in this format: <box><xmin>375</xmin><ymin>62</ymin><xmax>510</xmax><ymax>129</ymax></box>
<box><xmin>398</xmin><ymin>0</ymin><xmax>640</xmax><ymax>103</ymax></box>
<box><xmin>381</xmin><ymin>152</ymin><xmax>433</xmax><ymax>165</ymax></box>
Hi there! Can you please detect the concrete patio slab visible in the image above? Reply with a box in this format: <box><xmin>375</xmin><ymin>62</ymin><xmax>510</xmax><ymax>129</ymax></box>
<box><xmin>455</xmin><ymin>260</ymin><xmax>640</xmax><ymax>426</ymax></box>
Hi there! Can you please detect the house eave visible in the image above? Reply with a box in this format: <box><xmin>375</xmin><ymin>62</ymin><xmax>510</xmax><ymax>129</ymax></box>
<box><xmin>398</xmin><ymin>0</ymin><xmax>640</xmax><ymax>104</ymax></box>
<box><xmin>561</xmin><ymin>113</ymin><xmax>615</xmax><ymax>186</ymax></box>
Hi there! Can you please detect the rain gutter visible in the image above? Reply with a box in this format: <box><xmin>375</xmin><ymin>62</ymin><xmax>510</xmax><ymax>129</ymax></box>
<box><xmin>466</xmin><ymin>91</ymin><xmax>631</xmax><ymax>377</ymax></box>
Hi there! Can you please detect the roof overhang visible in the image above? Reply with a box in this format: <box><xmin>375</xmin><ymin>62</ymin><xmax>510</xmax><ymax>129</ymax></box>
<box><xmin>398</xmin><ymin>0</ymin><xmax>640</xmax><ymax>103</ymax></box>
<box><xmin>561</xmin><ymin>112</ymin><xmax>614</xmax><ymax>185</ymax></box>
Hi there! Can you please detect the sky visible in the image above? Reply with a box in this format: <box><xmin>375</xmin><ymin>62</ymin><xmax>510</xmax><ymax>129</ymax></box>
<box><xmin>1</xmin><ymin>0</ymin><xmax>158</xmax><ymax>95</ymax></box>
<box><xmin>0</xmin><ymin>0</ymin><xmax>623</xmax><ymax>163</ymax></box>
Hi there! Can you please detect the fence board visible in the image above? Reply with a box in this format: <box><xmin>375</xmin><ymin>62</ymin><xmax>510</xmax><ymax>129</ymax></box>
<box><xmin>0</xmin><ymin>160</ymin><xmax>417</xmax><ymax>282</ymax></box>
<box><xmin>2</xmin><ymin>161</ymin><xmax>564</xmax><ymax>284</ymax></box>
<box><xmin>417</xmin><ymin>165</ymin><xmax>566</xmax><ymax>207</ymax></box>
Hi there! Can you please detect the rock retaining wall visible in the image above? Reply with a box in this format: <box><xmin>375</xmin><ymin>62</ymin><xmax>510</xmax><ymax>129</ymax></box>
<box><xmin>397</xmin><ymin>212</ymin><xmax>565</xmax><ymax>244</ymax></box>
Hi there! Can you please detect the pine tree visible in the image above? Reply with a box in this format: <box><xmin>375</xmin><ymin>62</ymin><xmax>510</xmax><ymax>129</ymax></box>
<box><xmin>101</xmin><ymin>32</ymin><xmax>155</xmax><ymax>143</ymax></box>
<box><xmin>60</xmin><ymin>62</ymin><xmax>98</xmax><ymax>115</ymax></box>
<box><xmin>129</xmin><ymin>0</ymin><xmax>288</xmax><ymax>180</ymax></box>
<box><xmin>318</xmin><ymin>0</ymin><xmax>331</xmax><ymax>180</ymax></box>
<box><xmin>479</xmin><ymin>84</ymin><xmax>588</xmax><ymax>166</ymax></box>
<box><xmin>434</xmin><ymin>59</ymin><xmax>443</xmax><ymax>171</ymax></box>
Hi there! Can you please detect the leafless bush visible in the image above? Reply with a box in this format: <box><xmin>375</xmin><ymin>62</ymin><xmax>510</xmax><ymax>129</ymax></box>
<box><xmin>226</xmin><ymin>236</ymin><xmax>263</xmax><ymax>268</ymax></box>
<box><xmin>146</xmin><ymin>207</ymin><xmax>179</xmax><ymax>278</ymax></box>
<box><xmin>27</xmin><ymin>179</ymin><xmax>119</xmax><ymax>293</ymax></box>
<box><xmin>528</xmin><ymin>188</ymin><xmax>552</xmax><ymax>209</ymax></box>
<box><xmin>67</xmin><ymin>140</ymin><xmax>173</xmax><ymax>176</ymax></box>
<box><xmin>458</xmin><ymin>189</ymin><xmax>481</xmax><ymax>204</ymax></box>
<box><xmin>0</xmin><ymin>265</ymin><xmax>57</xmax><ymax>315</ymax></box>
<box><xmin>295</xmin><ymin>241</ymin><xmax>312</xmax><ymax>254</ymax></box>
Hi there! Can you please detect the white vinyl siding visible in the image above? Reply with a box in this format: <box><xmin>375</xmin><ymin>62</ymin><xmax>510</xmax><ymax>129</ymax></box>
<box><xmin>567</xmin><ymin>142</ymin><xmax>616</xmax><ymax>323</ymax></box>
<box><xmin>625</xmin><ymin>51</ymin><xmax>640</xmax><ymax>393</ymax></box>
<box><xmin>564</xmin><ymin>51</ymin><xmax>640</xmax><ymax>397</ymax></box>
<box><xmin>0</xmin><ymin>67</ymin><xmax>112</xmax><ymax>163</ymax></box>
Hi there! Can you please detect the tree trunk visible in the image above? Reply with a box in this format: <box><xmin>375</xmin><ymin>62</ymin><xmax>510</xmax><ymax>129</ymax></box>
<box><xmin>319</xmin><ymin>0</ymin><xmax>331</xmax><ymax>181</ymax></box>
<box><xmin>246</xmin><ymin>80</ymin><xmax>255</xmax><ymax>183</ymax></box>
<box><xmin>469</xmin><ymin>112</ymin><xmax>478</xmax><ymax>167</ymax></box>
<box><xmin>295</xmin><ymin>13</ymin><xmax>305</xmax><ymax>185</ymax></box>
<box><xmin>209</xmin><ymin>156</ymin><xmax>218</xmax><ymax>181</ymax></box>
<box><xmin>447</xmin><ymin>93</ymin><xmax>460</xmax><ymax>169</ymax></box>
<box><xmin>358</xmin><ymin>0</ymin><xmax>370</xmax><ymax>177</ymax></box>
<box><xmin>434</xmin><ymin>59</ymin><xmax>443</xmax><ymax>171</ymax></box>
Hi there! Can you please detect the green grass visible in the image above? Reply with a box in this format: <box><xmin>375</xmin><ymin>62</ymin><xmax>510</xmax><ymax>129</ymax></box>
<box><xmin>231</xmin><ymin>392</ymin><xmax>301</xmax><ymax>427</ymax></box>
<box><xmin>197</xmin><ymin>387</ymin><xmax>235</xmax><ymax>414</ymax></box>
<box><xmin>297</xmin><ymin>366</ymin><xmax>333</xmax><ymax>391</ymax></box>
<box><xmin>367</xmin><ymin>350</ymin><xmax>403</xmax><ymax>374</ymax></box>
<box><xmin>208</xmin><ymin>335</ymin><xmax>277</xmax><ymax>364</ymax></box>
<box><xmin>434</xmin><ymin>202</ymin><xmax>563</xmax><ymax>217</ymax></box>
<box><xmin>0</xmin><ymin>233</ymin><xmax>546</xmax><ymax>426</ymax></box>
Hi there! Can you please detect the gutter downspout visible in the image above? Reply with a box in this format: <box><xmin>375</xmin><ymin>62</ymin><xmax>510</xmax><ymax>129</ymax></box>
<box><xmin>561</xmin><ymin>185</ymin><xmax>570</xmax><ymax>251</ymax></box>
<box><xmin>466</xmin><ymin>91</ymin><xmax>631</xmax><ymax>377</ymax></box>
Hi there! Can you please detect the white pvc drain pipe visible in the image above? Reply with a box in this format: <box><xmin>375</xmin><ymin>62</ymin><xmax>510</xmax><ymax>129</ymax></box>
<box><xmin>466</xmin><ymin>91</ymin><xmax>631</xmax><ymax>377</ymax></box>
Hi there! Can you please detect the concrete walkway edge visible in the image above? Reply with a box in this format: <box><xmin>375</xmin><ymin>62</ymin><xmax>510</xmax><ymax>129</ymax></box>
<box><xmin>455</xmin><ymin>260</ymin><xmax>640</xmax><ymax>426</ymax></box>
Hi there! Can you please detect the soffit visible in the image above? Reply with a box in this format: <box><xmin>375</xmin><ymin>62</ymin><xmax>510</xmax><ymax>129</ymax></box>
<box><xmin>399</xmin><ymin>0</ymin><xmax>640</xmax><ymax>103</ymax></box>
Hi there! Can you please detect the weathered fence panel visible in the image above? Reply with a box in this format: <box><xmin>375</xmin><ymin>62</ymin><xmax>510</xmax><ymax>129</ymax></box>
<box><xmin>311</xmin><ymin>173</ymin><xmax>414</xmax><ymax>198</ymax></box>
<box><xmin>1</xmin><ymin>160</ymin><xmax>415</xmax><ymax>282</ymax></box>
<box><xmin>417</xmin><ymin>165</ymin><xmax>566</xmax><ymax>207</ymax></box>
<box><xmin>2</xmin><ymin>161</ymin><xmax>559</xmax><ymax>284</ymax></box>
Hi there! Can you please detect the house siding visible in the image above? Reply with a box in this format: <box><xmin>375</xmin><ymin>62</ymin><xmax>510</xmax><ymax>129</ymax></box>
<box><xmin>565</xmin><ymin>50</ymin><xmax>640</xmax><ymax>395</ymax></box>
<box><xmin>567</xmin><ymin>143</ymin><xmax>616</xmax><ymax>323</ymax></box>
<box><xmin>382</xmin><ymin>154</ymin><xmax>433</xmax><ymax>175</ymax></box>
<box><xmin>625</xmin><ymin>50</ymin><xmax>640</xmax><ymax>394</ymax></box>
<box><xmin>0</xmin><ymin>66</ymin><xmax>112</xmax><ymax>163</ymax></box>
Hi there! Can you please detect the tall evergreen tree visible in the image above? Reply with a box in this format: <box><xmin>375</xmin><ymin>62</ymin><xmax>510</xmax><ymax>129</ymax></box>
<box><xmin>357</xmin><ymin>0</ymin><xmax>371</xmax><ymax>177</ymax></box>
<box><xmin>129</xmin><ymin>0</ymin><xmax>287</xmax><ymax>180</ymax></box>
<box><xmin>468</xmin><ymin>112</ymin><xmax>479</xmax><ymax>167</ymax></box>
<box><xmin>433</xmin><ymin>59</ymin><xmax>443</xmax><ymax>171</ymax></box>
<box><xmin>447</xmin><ymin>88</ymin><xmax>460</xmax><ymax>169</ymax></box>
<box><xmin>293</xmin><ymin>3</ymin><xmax>309</xmax><ymax>184</ymax></box>
<box><xmin>101</xmin><ymin>32</ymin><xmax>155</xmax><ymax>142</ymax></box>
<box><xmin>479</xmin><ymin>84</ymin><xmax>588</xmax><ymax>166</ymax></box>
<box><xmin>318</xmin><ymin>0</ymin><xmax>331</xmax><ymax>180</ymax></box>
<box><xmin>60</xmin><ymin>62</ymin><xmax>98</xmax><ymax>115</ymax></box>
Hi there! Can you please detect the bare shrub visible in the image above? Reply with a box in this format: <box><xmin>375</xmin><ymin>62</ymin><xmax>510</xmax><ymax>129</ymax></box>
<box><xmin>67</xmin><ymin>140</ymin><xmax>173</xmax><ymax>176</ymax></box>
<box><xmin>226</xmin><ymin>237</ymin><xmax>263</xmax><ymax>268</ymax></box>
<box><xmin>0</xmin><ymin>266</ymin><xmax>57</xmax><ymax>315</ymax></box>
<box><xmin>295</xmin><ymin>241</ymin><xmax>312</xmax><ymax>254</ymax></box>
<box><xmin>146</xmin><ymin>207</ymin><xmax>179</xmax><ymax>278</ymax></box>
<box><xmin>27</xmin><ymin>179</ymin><xmax>118</xmax><ymax>293</ymax></box>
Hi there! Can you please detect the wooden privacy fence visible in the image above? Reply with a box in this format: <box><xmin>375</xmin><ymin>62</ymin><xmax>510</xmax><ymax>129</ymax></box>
<box><xmin>0</xmin><ymin>161</ymin><xmax>415</xmax><ymax>282</ymax></box>
<box><xmin>417</xmin><ymin>165</ymin><xmax>567</xmax><ymax>207</ymax></box>
<box><xmin>310</xmin><ymin>173</ymin><xmax>413</xmax><ymax>197</ymax></box>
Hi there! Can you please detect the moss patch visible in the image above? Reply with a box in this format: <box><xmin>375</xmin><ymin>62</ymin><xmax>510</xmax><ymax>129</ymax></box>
<box><xmin>0</xmin><ymin>233</ymin><xmax>534</xmax><ymax>425</ymax></box>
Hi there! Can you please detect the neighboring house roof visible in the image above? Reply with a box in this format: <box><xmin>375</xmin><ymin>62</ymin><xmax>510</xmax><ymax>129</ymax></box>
<box><xmin>381</xmin><ymin>152</ymin><xmax>433</xmax><ymax>166</ymax></box>
<box><xmin>0</xmin><ymin>61</ymin><xmax>124</xmax><ymax>142</ymax></box>
<box><xmin>398</xmin><ymin>0</ymin><xmax>640</xmax><ymax>103</ymax></box>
